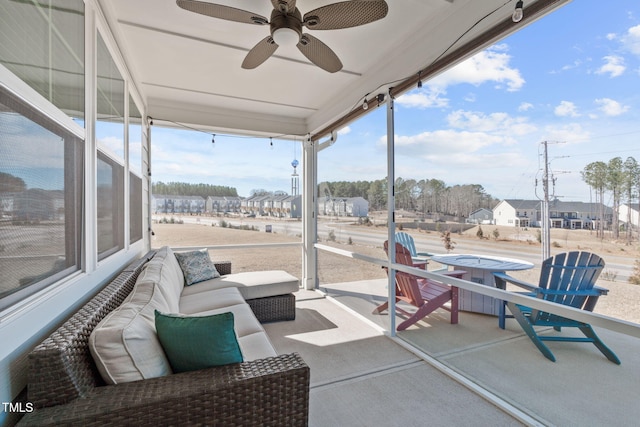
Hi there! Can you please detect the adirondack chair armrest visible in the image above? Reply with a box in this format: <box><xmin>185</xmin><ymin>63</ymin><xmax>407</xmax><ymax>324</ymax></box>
<box><xmin>593</xmin><ymin>285</ymin><xmax>609</xmax><ymax>295</ymax></box>
<box><xmin>493</xmin><ymin>272</ymin><xmax>537</xmax><ymax>292</ymax></box>
<box><xmin>416</xmin><ymin>251</ymin><xmax>432</xmax><ymax>257</ymax></box>
<box><xmin>535</xmin><ymin>288</ymin><xmax>603</xmax><ymax>297</ymax></box>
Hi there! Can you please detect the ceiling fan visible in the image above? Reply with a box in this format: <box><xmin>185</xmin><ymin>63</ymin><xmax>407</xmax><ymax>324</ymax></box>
<box><xmin>176</xmin><ymin>0</ymin><xmax>389</xmax><ymax>73</ymax></box>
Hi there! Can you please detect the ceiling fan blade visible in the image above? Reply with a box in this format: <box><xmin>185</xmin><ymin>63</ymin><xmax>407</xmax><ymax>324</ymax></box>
<box><xmin>242</xmin><ymin>36</ymin><xmax>279</xmax><ymax>69</ymax></box>
<box><xmin>303</xmin><ymin>0</ymin><xmax>388</xmax><ymax>30</ymax></box>
<box><xmin>297</xmin><ymin>34</ymin><xmax>342</xmax><ymax>73</ymax></box>
<box><xmin>177</xmin><ymin>0</ymin><xmax>268</xmax><ymax>25</ymax></box>
<box><xmin>271</xmin><ymin>0</ymin><xmax>296</xmax><ymax>13</ymax></box>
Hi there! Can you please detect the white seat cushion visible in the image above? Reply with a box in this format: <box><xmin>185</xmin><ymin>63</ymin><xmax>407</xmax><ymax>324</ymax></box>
<box><xmin>238</xmin><ymin>332</ymin><xmax>278</xmax><ymax>361</ymax></box>
<box><xmin>89</xmin><ymin>278</ymin><xmax>173</xmax><ymax>385</ymax></box>
<box><xmin>181</xmin><ymin>270</ymin><xmax>299</xmax><ymax>300</ymax></box>
<box><xmin>178</xmin><ymin>287</ymin><xmax>246</xmax><ymax>314</ymax></box>
<box><xmin>181</xmin><ymin>300</ymin><xmax>265</xmax><ymax>338</ymax></box>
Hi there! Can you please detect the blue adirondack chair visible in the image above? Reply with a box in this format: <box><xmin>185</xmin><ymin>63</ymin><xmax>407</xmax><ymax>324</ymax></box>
<box><xmin>493</xmin><ymin>251</ymin><xmax>620</xmax><ymax>364</ymax></box>
<box><xmin>395</xmin><ymin>232</ymin><xmax>432</xmax><ymax>268</ymax></box>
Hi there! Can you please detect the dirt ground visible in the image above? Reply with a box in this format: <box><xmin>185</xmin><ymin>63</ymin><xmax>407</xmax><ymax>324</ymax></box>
<box><xmin>152</xmin><ymin>220</ymin><xmax>640</xmax><ymax>323</ymax></box>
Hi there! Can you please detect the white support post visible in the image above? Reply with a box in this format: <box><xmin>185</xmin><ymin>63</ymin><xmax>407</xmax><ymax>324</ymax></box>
<box><xmin>123</xmin><ymin>81</ymin><xmax>130</xmax><ymax>249</ymax></box>
<box><xmin>386</xmin><ymin>91</ymin><xmax>397</xmax><ymax>335</ymax></box>
<box><xmin>84</xmin><ymin>4</ymin><xmax>98</xmax><ymax>272</ymax></box>
<box><xmin>541</xmin><ymin>141</ymin><xmax>551</xmax><ymax>261</ymax></box>
<box><xmin>146</xmin><ymin>117</ymin><xmax>153</xmax><ymax>253</ymax></box>
<box><xmin>302</xmin><ymin>136</ymin><xmax>317</xmax><ymax>290</ymax></box>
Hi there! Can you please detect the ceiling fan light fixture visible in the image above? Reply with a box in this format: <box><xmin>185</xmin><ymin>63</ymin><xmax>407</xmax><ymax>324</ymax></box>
<box><xmin>178</xmin><ymin>0</ymin><xmax>389</xmax><ymax>72</ymax></box>
<box><xmin>272</xmin><ymin>27</ymin><xmax>300</xmax><ymax>46</ymax></box>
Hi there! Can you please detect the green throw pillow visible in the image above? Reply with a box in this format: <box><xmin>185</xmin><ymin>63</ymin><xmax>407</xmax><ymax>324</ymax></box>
<box><xmin>155</xmin><ymin>310</ymin><xmax>243</xmax><ymax>373</ymax></box>
<box><xmin>174</xmin><ymin>249</ymin><xmax>220</xmax><ymax>286</ymax></box>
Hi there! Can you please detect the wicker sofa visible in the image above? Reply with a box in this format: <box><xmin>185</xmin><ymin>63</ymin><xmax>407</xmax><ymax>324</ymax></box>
<box><xmin>18</xmin><ymin>249</ymin><xmax>309</xmax><ymax>426</ymax></box>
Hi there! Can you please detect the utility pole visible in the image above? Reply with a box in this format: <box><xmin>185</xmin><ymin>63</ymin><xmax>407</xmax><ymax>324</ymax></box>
<box><xmin>541</xmin><ymin>141</ymin><xmax>551</xmax><ymax>261</ymax></box>
<box><xmin>539</xmin><ymin>141</ymin><xmax>567</xmax><ymax>261</ymax></box>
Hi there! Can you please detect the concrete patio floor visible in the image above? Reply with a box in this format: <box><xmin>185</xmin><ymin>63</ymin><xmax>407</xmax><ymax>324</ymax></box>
<box><xmin>264</xmin><ymin>283</ymin><xmax>640</xmax><ymax>427</ymax></box>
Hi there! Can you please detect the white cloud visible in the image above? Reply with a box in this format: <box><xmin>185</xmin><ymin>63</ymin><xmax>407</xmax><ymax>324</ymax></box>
<box><xmin>396</xmin><ymin>44</ymin><xmax>524</xmax><ymax>110</ymax></box>
<box><xmin>595</xmin><ymin>98</ymin><xmax>630</xmax><ymax>116</ymax></box>
<box><xmin>543</xmin><ymin>123</ymin><xmax>591</xmax><ymax>144</ymax></box>
<box><xmin>390</xmin><ymin>130</ymin><xmax>502</xmax><ymax>156</ymax></box>
<box><xmin>554</xmin><ymin>101</ymin><xmax>580</xmax><ymax>118</ymax></box>
<box><xmin>518</xmin><ymin>102</ymin><xmax>534</xmax><ymax>112</ymax></box>
<box><xmin>396</xmin><ymin>89</ymin><xmax>448</xmax><ymax>109</ymax></box>
<box><xmin>375</xmin><ymin>130</ymin><xmax>530</xmax><ymax>174</ymax></box>
<box><xmin>338</xmin><ymin>126</ymin><xmax>351</xmax><ymax>135</ymax></box>
<box><xmin>554</xmin><ymin>59</ymin><xmax>583</xmax><ymax>74</ymax></box>
<box><xmin>446</xmin><ymin>110</ymin><xmax>536</xmax><ymax>136</ymax></box>
<box><xmin>621</xmin><ymin>24</ymin><xmax>640</xmax><ymax>55</ymax></box>
<box><xmin>429</xmin><ymin>44</ymin><xmax>525</xmax><ymax>92</ymax></box>
<box><xmin>464</xmin><ymin>93</ymin><xmax>477</xmax><ymax>103</ymax></box>
<box><xmin>596</xmin><ymin>55</ymin><xmax>626</xmax><ymax>77</ymax></box>
<box><xmin>97</xmin><ymin>136</ymin><xmax>125</xmax><ymax>157</ymax></box>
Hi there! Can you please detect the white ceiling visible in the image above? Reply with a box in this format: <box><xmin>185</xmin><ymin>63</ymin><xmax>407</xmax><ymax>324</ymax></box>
<box><xmin>99</xmin><ymin>0</ymin><xmax>569</xmax><ymax>138</ymax></box>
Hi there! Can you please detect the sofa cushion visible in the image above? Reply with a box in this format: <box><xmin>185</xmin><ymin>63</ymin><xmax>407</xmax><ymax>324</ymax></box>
<box><xmin>174</xmin><ymin>249</ymin><xmax>220</xmax><ymax>286</ymax></box>
<box><xmin>89</xmin><ymin>251</ymin><xmax>179</xmax><ymax>385</ymax></box>
<box><xmin>134</xmin><ymin>246</ymin><xmax>183</xmax><ymax>312</ymax></box>
<box><xmin>89</xmin><ymin>297</ymin><xmax>172</xmax><ymax>384</ymax></box>
<box><xmin>155</xmin><ymin>310</ymin><xmax>243</xmax><ymax>372</ymax></box>
<box><xmin>179</xmin><ymin>287</ymin><xmax>246</xmax><ymax>312</ymax></box>
<box><xmin>237</xmin><ymin>331</ymin><xmax>278</xmax><ymax>361</ymax></box>
<box><xmin>181</xmin><ymin>270</ymin><xmax>299</xmax><ymax>300</ymax></box>
<box><xmin>181</xmin><ymin>299</ymin><xmax>265</xmax><ymax>337</ymax></box>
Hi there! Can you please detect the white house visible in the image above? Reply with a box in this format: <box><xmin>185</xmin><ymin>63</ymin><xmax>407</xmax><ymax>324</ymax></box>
<box><xmin>206</xmin><ymin>196</ymin><xmax>242</xmax><ymax>214</ymax></box>
<box><xmin>493</xmin><ymin>199</ymin><xmax>539</xmax><ymax>227</ymax></box>
<box><xmin>318</xmin><ymin>197</ymin><xmax>369</xmax><ymax>217</ymax></box>
<box><xmin>493</xmin><ymin>199</ymin><xmax>612</xmax><ymax>229</ymax></box>
<box><xmin>619</xmin><ymin>204</ymin><xmax>640</xmax><ymax>229</ymax></box>
<box><xmin>152</xmin><ymin>195</ymin><xmax>205</xmax><ymax>214</ymax></box>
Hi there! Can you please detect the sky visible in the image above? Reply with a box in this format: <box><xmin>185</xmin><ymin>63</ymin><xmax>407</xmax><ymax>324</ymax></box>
<box><xmin>151</xmin><ymin>1</ymin><xmax>640</xmax><ymax>203</ymax></box>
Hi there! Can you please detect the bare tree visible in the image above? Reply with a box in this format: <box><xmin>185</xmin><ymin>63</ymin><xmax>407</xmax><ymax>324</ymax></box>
<box><xmin>607</xmin><ymin>157</ymin><xmax>624</xmax><ymax>240</ymax></box>
<box><xmin>582</xmin><ymin>161</ymin><xmax>608</xmax><ymax>239</ymax></box>
<box><xmin>623</xmin><ymin>157</ymin><xmax>639</xmax><ymax>243</ymax></box>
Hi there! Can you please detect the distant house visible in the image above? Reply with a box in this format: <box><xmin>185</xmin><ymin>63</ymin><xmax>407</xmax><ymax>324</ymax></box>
<box><xmin>283</xmin><ymin>195</ymin><xmax>302</xmax><ymax>219</ymax></box>
<box><xmin>0</xmin><ymin>192</ymin><xmax>14</xmax><ymax>216</ymax></box>
<box><xmin>493</xmin><ymin>199</ymin><xmax>539</xmax><ymax>227</ymax></box>
<box><xmin>206</xmin><ymin>196</ymin><xmax>242</xmax><ymax>214</ymax></box>
<box><xmin>345</xmin><ymin>197</ymin><xmax>369</xmax><ymax>217</ymax></box>
<box><xmin>152</xmin><ymin>195</ymin><xmax>205</xmax><ymax>214</ymax></box>
<box><xmin>493</xmin><ymin>199</ymin><xmax>612</xmax><ymax>229</ymax></box>
<box><xmin>619</xmin><ymin>203</ymin><xmax>640</xmax><ymax>229</ymax></box>
<box><xmin>467</xmin><ymin>208</ymin><xmax>493</xmax><ymax>224</ymax></box>
<box><xmin>12</xmin><ymin>189</ymin><xmax>63</xmax><ymax>222</ymax></box>
<box><xmin>243</xmin><ymin>194</ymin><xmax>270</xmax><ymax>216</ymax></box>
<box><xmin>239</xmin><ymin>194</ymin><xmax>301</xmax><ymax>218</ymax></box>
<box><xmin>318</xmin><ymin>197</ymin><xmax>368</xmax><ymax>217</ymax></box>
<box><xmin>548</xmin><ymin>200</ymin><xmax>609</xmax><ymax>230</ymax></box>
